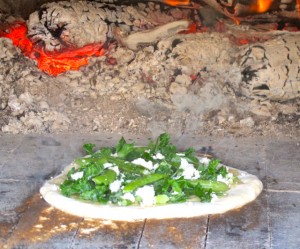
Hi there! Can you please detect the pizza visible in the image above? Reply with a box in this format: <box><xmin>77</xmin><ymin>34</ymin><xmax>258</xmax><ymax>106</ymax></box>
<box><xmin>40</xmin><ymin>134</ymin><xmax>263</xmax><ymax>221</ymax></box>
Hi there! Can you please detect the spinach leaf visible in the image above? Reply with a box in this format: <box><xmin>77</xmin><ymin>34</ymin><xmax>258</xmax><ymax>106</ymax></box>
<box><xmin>83</xmin><ymin>143</ymin><xmax>96</xmax><ymax>155</ymax></box>
<box><xmin>198</xmin><ymin>159</ymin><xmax>224</xmax><ymax>180</ymax></box>
<box><xmin>194</xmin><ymin>184</ymin><xmax>212</xmax><ymax>202</ymax></box>
<box><xmin>59</xmin><ymin>133</ymin><xmax>234</xmax><ymax>206</ymax></box>
<box><xmin>116</xmin><ymin>137</ymin><xmax>135</xmax><ymax>159</ymax></box>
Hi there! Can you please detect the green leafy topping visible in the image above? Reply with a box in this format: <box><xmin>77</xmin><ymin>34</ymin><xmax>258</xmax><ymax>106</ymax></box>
<box><xmin>116</xmin><ymin>137</ymin><xmax>134</xmax><ymax>159</ymax></box>
<box><xmin>83</xmin><ymin>143</ymin><xmax>95</xmax><ymax>155</ymax></box>
<box><xmin>59</xmin><ymin>133</ymin><xmax>237</xmax><ymax>206</ymax></box>
<box><xmin>155</xmin><ymin>194</ymin><xmax>169</xmax><ymax>204</ymax></box>
<box><xmin>123</xmin><ymin>173</ymin><xmax>166</xmax><ymax>192</ymax></box>
<box><xmin>92</xmin><ymin>169</ymin><xmax>117</xmax><ymax>185</ymax></box>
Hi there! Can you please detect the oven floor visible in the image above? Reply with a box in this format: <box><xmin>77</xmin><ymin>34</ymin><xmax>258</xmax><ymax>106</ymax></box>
<box><xmin>0</xmin><ymin>133</ymin><xmax>299</xmax><ymax>248</ymax></box>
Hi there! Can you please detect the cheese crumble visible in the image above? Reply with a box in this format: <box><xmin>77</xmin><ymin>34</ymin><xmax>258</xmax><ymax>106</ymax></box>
<box><xmin>132</xmin><ymin>158</ymin><xmax>154</xmax><ymax>170</ymax></box>
<box><xmin>135</xmin><ymin>185</ymin><xmax>156</xmax><ymax>206</ymax></box>
<box><xmin>153</xmin><ymin>153</ymin><xmax>165</xmax><ymax>160</ymax></box>
<box><xmin>110</xmin><ymin>166</ymin><xmax>120</xmax><ymax>175</ymax></box>
<box><xmin>121</xmin><ymin>192</ymin><xmax>135</xmax><ymax>203</ymax></box>
<box><xmin>109</xmin><ymin>180</ymin><xmax>122</xmax><ymax>192</ymax></box>
<box><xmin>217</xmin><ymin>172</ymin><xmax>234</xmax><ymax>185</ymax></box>
<box><xmin>199</xmin><ymin>157</ymin><xmax>210</xmax><ymax>165</ymax></box>
<box><xmin>179</xmin><ymin>158</ymin><xmax>200</xmax><ymax>180</ymax></box>
<box><xmin>103</xmin><ymin>162</ymin><xmax>114</xmax><ymax>168</ymax></box>
<box><xmin>70</xmin><ymin>171</ymin><xmax>84</xmax><ymax>180</ymax></box>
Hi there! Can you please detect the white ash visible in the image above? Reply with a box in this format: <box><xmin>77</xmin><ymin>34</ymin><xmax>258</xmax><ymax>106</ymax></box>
<box><xmin>240</xmin><ymin>117</ymin><xmax>255</xmax><ymax>128</ymax></box>
<box><xmin>2</xmin><ymin>110</ymin><xmax>70</xmax><ymax>134</ymax></box>
<box><xmin>0</xmin><ymin>39</ymin><xmax>19</xmax><ymax>61</ymax></box>
<box><xmin>0</xmin><ymin>3</ymin><xmax>299</xmax><ymax>136</ymax></box>
<box><xmin>238</xmin><ymin>33</ymin><xmax>300</xmax><ymax>101</ymax></box>
<box><xmin>1</xmin><ymin>30</ymin><xmax>299</xmax><ymax>136</ymax></box>
<box><xmin>27</xmin><ymin>0</ymin><xmax>191</xmax><ymax>51</ymax></box>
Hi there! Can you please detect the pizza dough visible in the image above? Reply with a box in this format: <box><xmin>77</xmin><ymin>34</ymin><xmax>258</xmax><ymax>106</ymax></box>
<box><xmin>40</xmin><ymin>159</ymin><xmax>263</xmax><ymax>221</ymax></box>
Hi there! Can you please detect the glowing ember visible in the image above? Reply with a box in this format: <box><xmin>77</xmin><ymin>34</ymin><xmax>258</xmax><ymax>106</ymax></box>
<box><xmin>251</xmin><ymin>0</ymin><xmax>273</xmax><ymax>13</ymax></box>
<box><xmin>179</xmin><ymin>22</ymin><xmax>198</xmax><ymax>34</ymax></box>
<box><xmin>163</xmin><ymin>0</ymin><xmax>190</xmax><ymax>7</ymax></box>
<box><xmin>0</xmin><ymin>22</ymin><xmax>106</xmax><ymax>76</ymax></box>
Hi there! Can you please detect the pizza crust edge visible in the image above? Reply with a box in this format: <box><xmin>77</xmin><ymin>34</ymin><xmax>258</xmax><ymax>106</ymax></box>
<box><xmin>40</xmin><ymin>164</ymin><xmax>263</xmax><ymax>221</ymax></box>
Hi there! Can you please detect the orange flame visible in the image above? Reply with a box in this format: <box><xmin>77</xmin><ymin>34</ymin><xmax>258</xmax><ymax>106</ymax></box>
<box><xmin>251</xmin><ymin>0</ymin><xmax>273</xmax><ymax>13</ymax></box>
<box><xmin>297</xmin><ymin>0</ymin><xmax>300</xmax><ymax>17</ymax></box>
<box><xmin>163</xmin><ymin>0</ymin><xmax>190</xmax><ymax>6</ymax></box>
<box><xmin>0</xmin><ymin>22</ymin><xmax>106</xmax><ymax>76</ymax></box>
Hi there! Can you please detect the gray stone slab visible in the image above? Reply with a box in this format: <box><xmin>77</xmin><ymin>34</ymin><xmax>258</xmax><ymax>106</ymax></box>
<box><xmin>0</xmin><ymin>134</ymin><xmax>299</xmax><ymax>249</ymax></box>
<box><xmin>1</xmin><ymin>153</ymin><xmax>59</xmax><ymax>181</ymax></box>
<box><xmin>0</xmin><ymin>180</ymin><xmax>41</xmax><ymax>212</ymax></box>
<box><xmin>1</xmin><ymin>135</ymin><xmax>66</xmax><ymax>180</ymax></box>
<box><xmin>269</xmin><ymin>191</ymin><xmax>300</xmax><ymax>249</ymax></box>
<box><xmin>71</xmin><ymin>219</ymin><xmax>144</xmax><ymax>249</ymax></box>
<box><xmin>139</xmin><ymin>217</ymin><xmax>208</xmax><ymax>249</ymax></box>
<box><xmin>0</xmin><ymin>134</ymin><xmax>23</xmax><ymax>154</ymax></box>
<box><xmin>265</xmin><ymin>139</ymin><xmax>300</xmax><ymax>191</ymax></box>
<box><xmin>5</xmin><ymin>194</ymin><xmax>82</xmax><ymax>249</ymax></box>
<box><xmin>5</xmin><ymin>192</ymin><xmax>145</xmax><ymax>249</ymax></box>
<box><xmin>206</xmin><ymin>191</ymin><xmax>269</xmax><ymax>249</ymax></box>
<box><xmin>0</xmin><ymin>180</ymin><xmax>42</xmax><ymax>247</ymax></box>
<box><xmin>0</xmin><ymin>213</ymin><xmax>20</xmax><ymax>248</ymax></box>
<box><xmin>0</xmin><ymin>134</ymin><xmax>23</xmax><ymax>168</ymax></box>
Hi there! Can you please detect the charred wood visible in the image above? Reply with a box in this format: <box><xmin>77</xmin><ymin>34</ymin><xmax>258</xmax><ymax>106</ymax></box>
<box><xmin>27</xmin><ymin>0</ymin><xmax>193</xmax><ymax>51</ymax></box>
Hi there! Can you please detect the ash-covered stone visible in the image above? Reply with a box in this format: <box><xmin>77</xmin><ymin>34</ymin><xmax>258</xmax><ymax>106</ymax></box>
<box><xmin>0</xmin><ymin>1</ymin><xmax>299</xmax><ymax>136</ymax></box>
<box><xmin>238</xmin><ymin>33</ymin><xmax>300</xmax><ymax>101</ymax></box>
<box><xmin>240</xmin><ymin>117</ymin><xmax>255</xmax><ymax>128</ymax></box>
<box><xmin>27</xmin><ymin>0</ymin><xmax>191</xmax><ymax>51</ymax></box>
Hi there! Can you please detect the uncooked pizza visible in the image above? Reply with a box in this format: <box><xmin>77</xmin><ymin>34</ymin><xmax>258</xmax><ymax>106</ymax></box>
<box><xmin>40</xmin><ymin>133</ymin><xmax>263</xmax><ymax>221</ymax></box>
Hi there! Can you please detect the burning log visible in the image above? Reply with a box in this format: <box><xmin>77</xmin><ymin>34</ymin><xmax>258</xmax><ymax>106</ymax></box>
<box><xmin>0</xmin><ymin>0</ymin><xmax>299</xmax><ymax>101</ymax></box>
<box><xmin>1</xmin><ymin>1</ymin><xmax>193</xmax><ymax>76</ymax></box>
<box><xmin>27</xmin><ymin>0</ymin><xmax>192</xmax><ymax>52</ymax></box>
<box><xmin>0</xmin><ymin>0</ymin><xmax>299</xmax><ymax>135</ymax></box>
<box><xmin>201</xmin><ymin>0</ymin><xmax>300</xmax><ymax>25</ymax></box>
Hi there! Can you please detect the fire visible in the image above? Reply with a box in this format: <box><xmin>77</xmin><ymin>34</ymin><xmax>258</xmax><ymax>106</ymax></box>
<box><xmin>251</xmin><ymin>0</ymin><xmax>273</xmax><ymax>13</ymax></box>
<box><xmin>0</xmin><ymin>22</ymin><xmax>106</xmax><ymax>76</ymax></box>
<box><xmin>163</xmin><ymin>0</ymin><xmax>191</xmax><ymax>7</ymax></box>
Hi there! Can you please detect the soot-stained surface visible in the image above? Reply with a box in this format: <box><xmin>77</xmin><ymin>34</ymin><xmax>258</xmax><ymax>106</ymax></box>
<box><xmin>0</xmin><ymin>133</ymin><xmax>299</xmax><ymax>248</ymax></box>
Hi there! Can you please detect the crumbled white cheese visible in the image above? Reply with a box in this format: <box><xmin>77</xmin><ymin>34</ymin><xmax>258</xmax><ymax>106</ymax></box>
<box><xmin>152</xmin><ymin>153</ymin><xmax>165</xmax><ymax>160</ymax></box>
<box><xmin>132</xmin><ymin>158</ymin><xmax>153</xmax><ymax>170</ymax></box>
<box><xmin>211</xmin><ymin>193</ymin><xmax>219</xmax><ymax>203</ymax></box>
<box><xmin>103</xmin><ymin>162</ymin><xmax>113</xmax><ymax>168</ymax></box>
<box><xmin>70</xmin><ymin>171</ymin><xmax>84</xmax><ymax>180</ymax></box>
<box><xmin>179</xmin><ymin>158</ymin><xmax>200</xmax><ymax>180</ymax></box>
<box><xmin>121</xmin><ymin>192</ymin><xmax>136</xmax><ymax>203</ymax></box>
<box><xmin>135</xmin><ymin>185</ymin><xmax>156</xmax><ymax>206</ymax></box>
<box><xmin>217</xmin><ymin>172</ymin><xmax>234</xmax><ymax>185</ymax></box>
<box><xmin>153</xmin><ymin>163</ymin><xmax>159</xmax><ymax>170</ymax></box>
<box><xmin>111</xmin><ymin>153</ymin><xmax>118</xmax><ymax>157</ymax></box>
<box><xmin>109</xmin><ymin>180</ymin><xmax>122</xmax><ymax>193</ymax></box>
<box><xmin>110</xmin><ymin>166</ymin><xmax>120</xmax><ymax>175</ymax></box>
<box><xmin>199</xmin><ymin>157</ymin><xmax>210</xmax><ymax>165</ymax></box>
